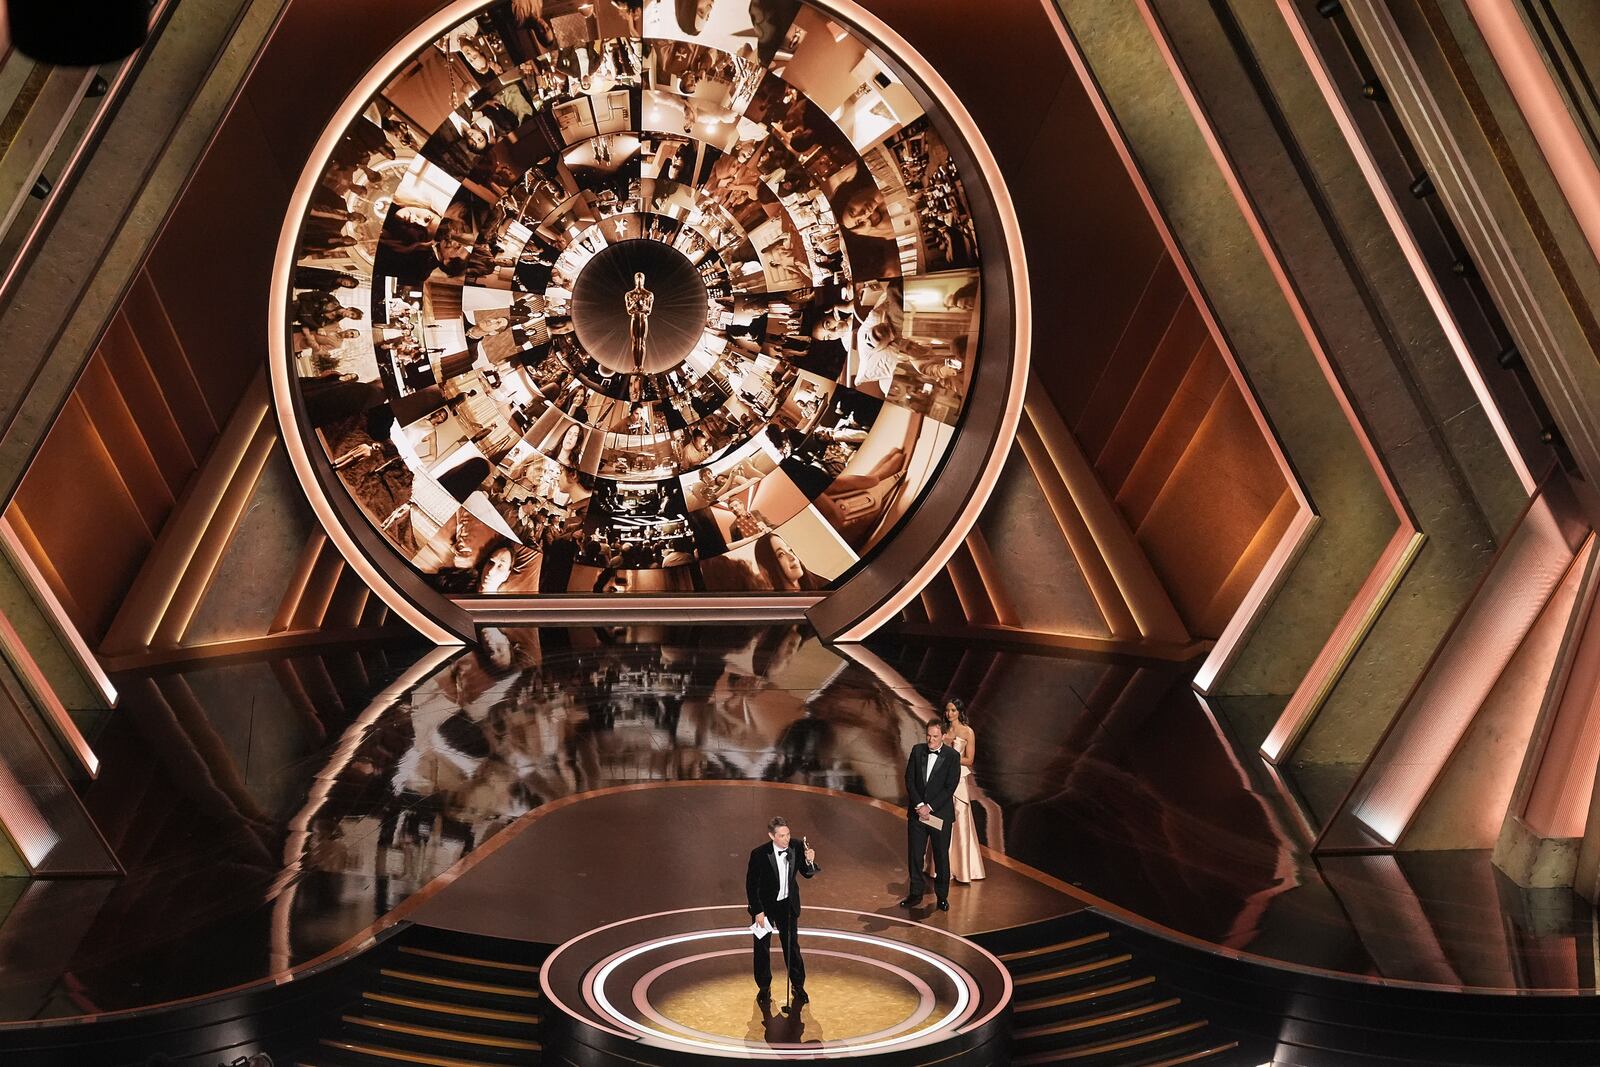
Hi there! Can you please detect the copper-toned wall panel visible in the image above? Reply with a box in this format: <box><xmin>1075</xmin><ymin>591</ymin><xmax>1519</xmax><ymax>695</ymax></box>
<box><xmin>72</xmin><ymin>355</ymin><xmax>174</xmax><ymax>535</ymax></box>
<box><xmin>908</xmin><ymin>55</ymin><xmax>1293</xmax><ymax>648</ymax></box>
<box><xmin>919</xmin><ymin>569</ymin><xmax>964</xmax><ymax>626</ymax></box>
<box><xmin>861</xmin><ymin>0</ymin><xmax>1167</xmax><ymax>438</ymax></box>
<box><xmin>1201</xmin><ymin>484</ymin><xmax>1298</xmax><ymax>636</ymax></box>
<box><xmin>183</xmin><ymin>449</ymin><xmax>317</xmax><ymax>646</ymax></box>
<box><xmin>945</xmin><ymin>542</ymin><xmax>997</xmax><ymax>627</ymax></box>
<box><xmin>1095</xmin><ymin>301</ymin><xmax>1209</xmax><ymax>491</ymax></box>
<box><xmin>141</xmin><ymin>0</ymin><xmax>445</xmax><ymax>437</ymax></box>
<box><xmin>94</xmin><ymin>312</ymin><xmax>195</xmax><ymax>494</ymax></box>
<box><xmin>1524</xmin><ymin>552</ymin><xmax>1600</xmax><ymax>839</ymax></box>
<box><xmin>11</xmin><ymin>397</ymin><xmax>153</xmax><ymax>643</ymax></box>
<box><xmin>1074</xmin><ymin>258</ymin><xmax>1188</xmax><ymax>457</ymax></box>
<box><xmin>6</xmin><ymin>1</ymin><xmax>456</xmax><ymax>658</ymax></box>
<box><xmin>146</xmin><ymin>113</ymin><xmax>285</xmax><ymax>424</ymax></box>
<box><xmin>1115</xmin><ymin>343</ymin><xmax>1230</xmax><ymax>530</ymax></box>
<box><xmin>117</xmin><ymin>274</ymin><xmax>217</xmax><ymax>458</ymax></box>
<box><xmin>1139</xmin><ymin>384</ymin><xmax>1293</xmax><ymax>635</ymax></box>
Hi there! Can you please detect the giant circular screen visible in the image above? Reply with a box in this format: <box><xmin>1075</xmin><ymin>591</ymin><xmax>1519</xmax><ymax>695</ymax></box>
<box><xmin>283</xmin><ymin>0</ymin><xmax>988</xmax><ymax>598</ymax></box>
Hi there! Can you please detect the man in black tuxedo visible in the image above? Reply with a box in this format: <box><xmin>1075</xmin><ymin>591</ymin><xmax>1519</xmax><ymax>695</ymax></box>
<box><xmin>746</xmin><ymin>816</ymin><xmax>818</xmax><ymax>1005</ymax></box>
<box><xmin>900</xmin><ymin>718</ymin><xmax>960</xmax><ymax>911</ymax></box>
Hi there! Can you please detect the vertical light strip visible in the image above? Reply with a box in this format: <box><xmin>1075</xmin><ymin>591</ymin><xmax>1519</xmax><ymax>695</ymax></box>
<box><xmin>1014</xmin><ymin>416</ymin><xmax>1136</xmax><ymax>638</ymax></box>
<box><xmin>1025</xmin><ymin>391</ymin><xmax>1189</xmax><ymax>643</ymax></box>
<box><xmin>963</xmin><ymin>527</ymin><xmax>1017</xmax><ymax>627</ymax></box>
<box><xmin>1348</xmin><ymin>499</ymin><xmax>1581</xmax><ymax>843</ymax></box>
<box><xmin>0</xmin><ymin>601</ymin><xmax>98</xmax><ymax>777</ymax></box>
<box><xmin>1466</xmin><ymin>0</ymin><xmax>1600</xmax><ymax>280</ymax></box>
<box><xmin>0</xmin><ymin>755</ymin><xmax>58</xmax><ymax>868</ymax></box>
<box><xmin>0</xmin><ymin>515</ymin><xmax>117</xmax><ymax>707</ymax></box>
<box><xmin>1193</xmin><ymin>506</ymin><xmax>1319</xmax><ymax>694</ymax></box>
<box><xmin>1261</xmin><ymin>527</ymin><xmax>1425</xmax><ymax>763</ymax></box>
<box><xmin>1524</xmin><ymin>539</ymin><xmax>1600</xmax><ymax>837</ymax></box>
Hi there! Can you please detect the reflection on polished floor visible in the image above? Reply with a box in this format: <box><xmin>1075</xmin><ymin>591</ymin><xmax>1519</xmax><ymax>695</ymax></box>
<box><xmin>865</xmin><ymin>637</ymin><xmax>1600</xmax><ymax>992</ymax></box>
<box><xmin>406</xmin><ymin>781</ymin><xmax>1076</xmax><ymax>942</ymax></box>
<box><xmin>0</xmin><ymin>626</ymin><xmax>1596</xmax><ymax>1025</ymax></box>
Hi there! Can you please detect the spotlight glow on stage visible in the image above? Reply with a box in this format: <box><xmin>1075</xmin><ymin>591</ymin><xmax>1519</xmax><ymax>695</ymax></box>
<box><xmin>592</xmin><ymin>927</ymin><xmax>972</xmax><ymax>1055</ymax></box>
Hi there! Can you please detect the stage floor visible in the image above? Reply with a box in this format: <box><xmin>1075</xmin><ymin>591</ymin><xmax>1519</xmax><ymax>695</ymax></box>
<box><xmin>410</xmin><ymin>781</ymin><xmax>1078</xmax><ymax>943</ymax></box>
<box><xmin>537</xmin><ymin>904</ymin><xmax>1012</xmax><ymax>1064</ymax></box>
<box><xmin>2</xmin><ymin>625</ymin><xmax>1598</xmax><ymax>1027</ymax></box>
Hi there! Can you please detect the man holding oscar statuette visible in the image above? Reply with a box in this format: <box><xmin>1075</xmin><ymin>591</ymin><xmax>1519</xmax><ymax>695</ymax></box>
<box><xmin>900</xmin><ymin>718</ymin><xmax>960</xmax><ymax>911</ymax></box>
<box><xmin>746</xmin><ymin>816</ymin><xmax>819</xmax><ymax>1006</ymax></box>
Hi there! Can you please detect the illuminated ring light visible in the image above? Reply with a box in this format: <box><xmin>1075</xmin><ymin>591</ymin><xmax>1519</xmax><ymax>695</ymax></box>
<box><xmin>540</xmin><ymin>906</ymin><xmax>1014</xmax><ymax>1065</ymax></box>
<box><xmin>269</xmin><ymin>0</ymin><xmax>1029</xmax><ymax>642</ymax></box>
<box><xmin>584</xmin><ymin>927</ymin><xmax>977</xmax><ymax>1057</ymax></box>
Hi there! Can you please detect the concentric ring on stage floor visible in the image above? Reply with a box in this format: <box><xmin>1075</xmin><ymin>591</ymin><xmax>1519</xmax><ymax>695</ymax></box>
<box><xmin>632</xmin><ymin>947</ymin><xmax>941</xmax><ymax>1047</ymax></box>
<box><xmin>592</xmin><ymin>928</ymin><xmax>974</xmax><ymax>1054</ymax></box>
<box><xmin>541</xmin><ymin>906</ymin><xmax>1013</xmax><ymax>1064</ymax></box>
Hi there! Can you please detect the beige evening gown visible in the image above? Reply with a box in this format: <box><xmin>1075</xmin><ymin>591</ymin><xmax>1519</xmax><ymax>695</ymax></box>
<box><xmin>925</xmin><ymin>735</ymin><xmax>986</xmax><ymax>883</ymax></box>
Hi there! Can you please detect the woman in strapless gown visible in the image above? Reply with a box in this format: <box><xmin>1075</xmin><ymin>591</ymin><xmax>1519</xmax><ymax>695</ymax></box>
<box><xmin>926</xmin><ymin>698</ymin><xmax>985</xmax><ymax>884</ymax></box>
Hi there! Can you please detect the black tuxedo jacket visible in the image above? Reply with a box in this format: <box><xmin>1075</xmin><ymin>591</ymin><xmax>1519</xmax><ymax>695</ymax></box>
<box><xmin>905</xmin><ymin>743</ymin><xmax>960</xmax><ymax>822</ymax></box>
<box><xmin>746</xmin><ymin>842</ymin><xmax>815</xmax><ymax>917</ymax></box>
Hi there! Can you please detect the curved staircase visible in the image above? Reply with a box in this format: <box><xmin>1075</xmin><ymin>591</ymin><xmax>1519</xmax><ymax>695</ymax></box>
<box><xmin>294</xmin><ymin>925</ymin><xmax>548</xmax><ymax>1067</ymax></box>
<box><xmin>292</xmin><ymin>913</ymin><xmax>1243</xmax><ymax>1066</ymax></box>
<box><xmin>973</xmin><ymin>914</ymin><xmax>1244</xmax><ymax>1065</ymax></box>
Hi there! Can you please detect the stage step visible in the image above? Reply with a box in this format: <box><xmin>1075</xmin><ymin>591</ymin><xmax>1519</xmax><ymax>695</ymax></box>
<box><xmin>383</xmin><ymin>951</ymin><xmax>542</xmax><ymax>993</ymax></box>
<box><xmin>977</xmin><ymin>914</ymin><xmax>1243</xmax><ymax>1066</ymax></box>
<box><xmin>1000</xmin><ymin>931</ymin><xmax>1112</xmax><ymax>964</ymax></box>
<box><xmin>1015</xmin><ymin>975</ymin><xmax>1159</xmax><ymax>1020</ymax></box>
<box><xmin>1129</xmin><ymin>1044</ymin><xmax>1243</xmax><ymax>1067</ymax></box>
<box><xmin>1012</xmin><ymin>1019</ymin><xmax>1207</xmax><ymax>1063</ymax></box>
<box><xmin>361</xmin><ymin>991</ymin><xmax>540</xmax><ymax>1034</ymax></box>
<box><xmin>379</xmin><ymin>968</ymin><xmax>541</xmax><ymax>1003</ymax></box>
<box><xmin>1015</xmin><ymin>996</ymin><xmax>1182</xmax><ymax>1041</ymax></box>
<box><xmin>342</xmin><ymin>1014</ymin><xmax>539</xmax><ymax>1055</ymax></box>
<box><xmin>1014</xmin><ymin>1003</ymin><xmax>1193</xmax><ymax>1058</ymax></box>
<box><xmin>398</xmin><ymin>946</ymin><xmax>541</xmax><ymax>975</ymax></box>
<box><xmin>1015</xmin><ymin>953</ymin><xmax>1136</xmax><ymax>987</ymax></box>
<box><xmin>291</xmin><ymin>923</ymin><xmax>551</xmax><ymax>1067</ymax></box>
<box><xmin>309</xmin><ymin>1037</ymin><xmax>506</xmax><ymax>1065</ymax></box>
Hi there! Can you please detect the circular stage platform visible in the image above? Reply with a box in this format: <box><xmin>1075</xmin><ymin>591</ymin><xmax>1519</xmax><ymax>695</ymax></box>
<box><xmin>540</xmin><ymin>907</ymin><xmax>1013</xmax><ymax>1065</ymax></box>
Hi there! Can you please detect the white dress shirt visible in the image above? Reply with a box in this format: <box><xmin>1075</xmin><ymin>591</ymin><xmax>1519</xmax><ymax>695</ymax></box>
<box><xmin>774</xmin><ymin>844</ymin><xmax>789</xmax><ymax>901</ymax></box>
<box><xmin>926</xmin><ymin>747</ymin><xmax>941</xmax><ymax>781</ymax></box>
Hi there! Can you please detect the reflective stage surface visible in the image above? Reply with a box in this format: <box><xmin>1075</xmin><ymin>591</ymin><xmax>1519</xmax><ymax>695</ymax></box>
<box><xmin>1</xmin><ymin>626</ymin><xmax>1597</xmax><ymax>1026</ymax></box>
<box><xmin>538</xmin><ymin>905</ymin><xmax>1010</xmax><ymax>1063</ymax></box>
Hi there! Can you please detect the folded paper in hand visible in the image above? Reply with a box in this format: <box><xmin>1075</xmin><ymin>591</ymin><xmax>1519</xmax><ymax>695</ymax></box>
<box><xmin>918</xmin><ymin>812</ymin><xmax>945</xmax><ymax>831</ymax></box>
<box><xmin>749</xmin><ymin>917</ymin><xmax>777</xmax><ymax>938</ymax></box>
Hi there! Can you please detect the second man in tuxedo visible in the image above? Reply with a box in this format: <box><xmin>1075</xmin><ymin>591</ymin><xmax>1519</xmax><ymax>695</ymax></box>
<box><xmin>746</xmin><ymin>816</ymin><xmax>818</xmax><ymax>1005</ymax></box>
<box><xmin>901</xmin><ymin>718</ymin><xmax>960</xmax><ymax>910</ymax></box>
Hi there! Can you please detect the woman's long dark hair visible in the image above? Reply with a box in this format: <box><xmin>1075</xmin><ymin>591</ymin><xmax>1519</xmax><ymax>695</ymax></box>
<box><xmin>942</xmin><ymin>697</ymin><xmax>969</xmax><ymax>726</ymax></box>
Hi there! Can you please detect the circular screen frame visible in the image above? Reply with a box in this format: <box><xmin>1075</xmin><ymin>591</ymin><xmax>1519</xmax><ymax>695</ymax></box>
<box><xmin>268</xmin><ymin>0</ymin><xmax>1029</xmax><ymax>643</ymax></box>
